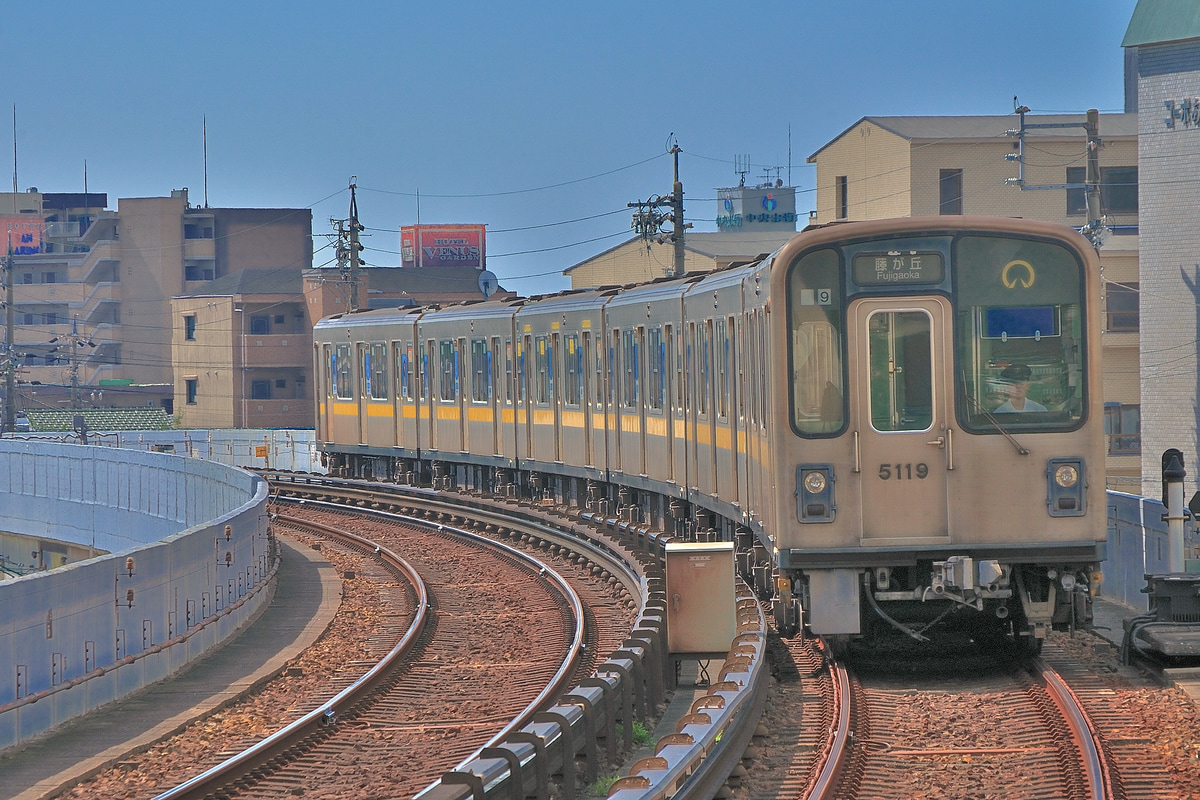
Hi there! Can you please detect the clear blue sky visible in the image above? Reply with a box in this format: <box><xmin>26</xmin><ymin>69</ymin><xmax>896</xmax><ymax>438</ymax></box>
<box><xmin>3</xmin><ymin>1</ymin><xmax>1138</xmax><ymax>296</ymax></box>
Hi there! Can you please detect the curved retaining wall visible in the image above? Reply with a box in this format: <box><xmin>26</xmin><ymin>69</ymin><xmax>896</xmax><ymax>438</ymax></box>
<box><xmin>0</xmin><ymin>441</ymin><xmax>272</xmax><ymax>749</ymax></box>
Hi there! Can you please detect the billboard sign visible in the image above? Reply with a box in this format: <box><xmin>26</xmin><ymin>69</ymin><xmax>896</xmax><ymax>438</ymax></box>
<box><xmin>715</xmin><ymin>186</ymin><xmax>797</xmax><ymax>232</ymax></box>
<box><xmin>401</xmin><ymin>224</ymin><xmax>486</xmax><ymax>269</ymax></box>
<box><xmin>2</xmin><ymin>216</ymin><xmax>44</xmax><ymax>255</ymax></box>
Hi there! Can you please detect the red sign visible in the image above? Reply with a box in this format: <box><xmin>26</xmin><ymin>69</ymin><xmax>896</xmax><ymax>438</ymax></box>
<box><xmin>2</xmin><ymin>216</ymin><xmax>43</xmax><ymax>255</ymax></box>
<box><xmin>401</xmin><ymin>224</ymin><xmax>485</xmax><ymax>269</ymax></box>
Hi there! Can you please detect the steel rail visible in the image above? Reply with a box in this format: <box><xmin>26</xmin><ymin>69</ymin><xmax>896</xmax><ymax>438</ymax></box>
<box><xmin>806</xmin><ymin>640</ymin><xmax>853</xmax><ymax>800</ymax></box>
<box><xmin>1036</xmin><ymin>658</ymin><xmax>1115</xmax><ymax>800</ymax></box>
<box><xmin>151</xmin><ymin>515</ymin><xmax>430</xmax><ymax>800</ymax></box>
<box><xmin>270</xmin><ymin>497</ymin><xmax>590</xmax><ymax>794</ymax></box>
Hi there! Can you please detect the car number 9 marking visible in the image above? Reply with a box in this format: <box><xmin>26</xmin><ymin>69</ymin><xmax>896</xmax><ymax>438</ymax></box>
<box><xmin>878</xmin><ymin>463</ymin><xmax>929</xmax><ymax>480</ymax></box>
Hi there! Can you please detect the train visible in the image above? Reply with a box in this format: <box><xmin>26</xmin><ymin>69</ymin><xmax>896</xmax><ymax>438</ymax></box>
<box><xmin>313</xmin><ymin>216</ymin><xmax>1105</xmax><ymax>654</ymax></box>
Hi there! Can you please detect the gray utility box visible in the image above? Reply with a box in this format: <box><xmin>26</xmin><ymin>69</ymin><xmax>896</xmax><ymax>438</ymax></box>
<box><xmin>665</xmin><ymin>541</ymin><xmax>736</xmax><ymax>655</ymax></box>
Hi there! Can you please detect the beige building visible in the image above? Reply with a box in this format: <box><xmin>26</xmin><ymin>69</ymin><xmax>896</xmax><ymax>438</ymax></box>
<box><xmin>564</xmin><ymin>231</ymin><xmax>799</xmax><ymax>290</ymax></box>
<box><xmin>171</xmin><ymin>265</ymin><xmax>512</xmax><ymax>429</ymax></box>
<box><xmin>807</xmin><ymin>114</ymin><xmax>1141</xmax><ymax>490</ymax></box>
<box><xmin>2</xmin><ymin>189</ymin><xmax>313</xmax><ymax>418</ymax></box>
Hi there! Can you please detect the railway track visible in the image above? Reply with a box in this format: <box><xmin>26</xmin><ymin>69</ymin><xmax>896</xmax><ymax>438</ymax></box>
<box><xmin>57</xmin><ymin>482</ymin><xmax>648</xmax><ymax>800</ymax></box>
<box><xmin>744</xmin><ymin>634</ymin><xmax>1200</xmax><ymax>800</ymax></box>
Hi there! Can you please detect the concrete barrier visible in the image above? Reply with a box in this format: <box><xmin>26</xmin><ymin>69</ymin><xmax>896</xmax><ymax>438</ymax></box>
<box><xmin>0</xmin><ymin>440</ymin><xmax>272</xmax><ymax>750</ymax></box>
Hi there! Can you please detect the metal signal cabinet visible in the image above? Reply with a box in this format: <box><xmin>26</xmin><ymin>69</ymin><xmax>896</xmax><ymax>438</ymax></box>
<box><xmin>665</xmin><ymin>541</ymin><xmax>736</xmax><ymax>655</ymax></box>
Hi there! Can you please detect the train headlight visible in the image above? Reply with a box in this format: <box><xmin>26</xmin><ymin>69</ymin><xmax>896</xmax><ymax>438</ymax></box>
<box><xmin>795</xmin><ymin>465</ymin><xmax>835</xmax><ymax>523</ymax></box>
<box><xmin>1054</xmin><ymin>464</ymin><xmax>1079</xmax><ymax>488</ymax></box>
<box><xmin>1046</xmin><ymin>458</ymin><xmax>1086</xmax><ymax>517</ymax></box>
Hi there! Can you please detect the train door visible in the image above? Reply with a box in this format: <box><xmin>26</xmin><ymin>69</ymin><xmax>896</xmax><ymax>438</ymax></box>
<box><xmin>457</xmin><ymin>336</ymin><xmax>467</xmax><ymax>452</ymax></box>
<box><xmin>425</xmin><ymin>340</ymin><xmax>437</xmax><ymax>452</ymax></box>
<box><xmin>491</xmin><ymin>336</ymin><xmax>502</xmax><ymax>456</ymax></box>
<box><xmin>522</xmin><ymin>334</ymin><xmax>533</xmax><ymax>460</ymax></box>
<box><xmin>660</xmin><ymin>324</ymin><xmax>675</xmax><ymax>484</ymax></box>
<box><xmin>851</xmin><ymin>297</ymin><xmax>950</xmax><ymax>541</ymax></box>
<box><xmin>582</xmin><ymin>331</ymin><xmax>594</xmax><ymax>468</ymax></box>
<box><xmin>609</xmin><ymin>329</ymin><xmax>622</xmax><ymax>472</ymax></box>
<box><xmin>356</xmin><ymin>342</ymin><xmax>369</xmax><ymax>444</ymax></box>
<box><xmin>551</xmin><ymin>332</ymin><xmax>562</xmax><ymax>463</ymax></box>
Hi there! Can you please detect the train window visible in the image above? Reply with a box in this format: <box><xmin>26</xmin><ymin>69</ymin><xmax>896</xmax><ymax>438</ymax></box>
<box><xmin>505</xmin><ymin>339</ymin><xmax>513</xmax><ymax>403</ymax></box>
<box><xmin>398</xmin><ymin>344</ymin><xmax>413</xmax><ymax>400</ymax></box>
<box><xmin>673</xmin><ymin>325</ymin><xmax>684</xmax><ymax>413</ymax></box>
<box><xmin>609</xmin><ymin>331</ymin><xmax>618</xmax><ymax>406</ymax></box>
<box><xmin>369</xmin><ymin>343</ymin><xmax>388</xmax><ymax>400</ymax></box>
<box><xmin>427</xmin><ymin>343</ymin><xmax>436</xmax><ymax>398</ymax></box>
<box><xmin>648</xmin><ymin>327</ymin><xmax>664</xmax><ymax>411</ymax></box>
<box><xmin>621</xmin><ymin>329</ymin><xmax>638</xmax><ymax>408</ymax></box>
<box><xmin>716</xmin><ymin>318</ymin><xmax>729</xmax><ymax>419</ymax></box>
<box><xmin>593</xmin><ymin>333</ymin><xmax>604</xmax><ymax>406</ymax></box>
<box><xmin>471</xmin><ymin>339</ymin><xmax>489</xmax><ymax>402</ymax></box>
<box><xmin>564</xmin><ymin>334</ymin><xmax>581</xmax><ymax>407</ymax></box>
<box><xmin>699</xmin><ymin>320</ymin><xmax>712</xmax><ymax>416</ymax></box>
<box><xmin>867</xmin><ymin>311</ymin><xmax>933</xmax><ymax>432</ymax></box>
<box><xmin>955</xmin><ymin>236</ymin><xmax>1086</xmax><ymax>431</ymax></box>
<box><xmin>787</xmin><ymin>248</ymin><xmax>845</xmax><ymax>436</ymax></box>
<box><xmin>333</xmin><ymin>344</ymin><xmax>353</xmax><ymax>400</ymax></box>
<box><xmin>517</xmin><ymin>338</ymin><xmax>528</xmax><ymax>403</ymax></box>
<box><xmin>439</xmin><ymin>340</ymin><xmax>457</xmax><ymax>401</ymax></box>
<box><xmin>535</xmin><ymin>335</ymin><xmax>552</xmax><ymax>405</ymax></box>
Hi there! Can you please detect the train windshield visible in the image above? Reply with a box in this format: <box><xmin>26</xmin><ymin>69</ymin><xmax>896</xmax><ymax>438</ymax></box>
<box><xmin>787</xmin><ymin>248</ymin><xmax>845</xmax><ymax>435</ymax></box>
<box><xmin>954</xmin><ymin>235</ymin><xmax>1086</xmax><ymax>431</ymax></box>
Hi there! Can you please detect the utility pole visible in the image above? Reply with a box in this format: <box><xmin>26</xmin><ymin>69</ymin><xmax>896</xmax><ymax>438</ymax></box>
<box><xmin>670</xmin><ymin>143</ymin><xmax>686</xmax><ymax>279</ymax></box>
<box><xmin>627</xmin><ymin>139</ymin><xmax>691</xmax><ymax>277</ymax></box>
<box><xmin>348</xmin><ymin>180</ymin><xmax>362</xmax><ymax>311</ymax></box>
<box><xmin>1005</xmin><ymin>104</ymin><xmax>1108</xmax><ymax>248</ymax></box>
<box><xmin>1085</xmin><ymin>108</ymin><xmax>1102</xmax><ymax>237</ymax></box>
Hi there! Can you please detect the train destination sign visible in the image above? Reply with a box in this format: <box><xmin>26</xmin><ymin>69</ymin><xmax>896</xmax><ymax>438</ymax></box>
<box><xmin>852</xmin><ymin>251</ymin><xmax>943</xmax><ymax>286</ymax></box>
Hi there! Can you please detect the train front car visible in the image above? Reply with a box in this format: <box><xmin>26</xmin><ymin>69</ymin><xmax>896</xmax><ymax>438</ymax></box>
<box><xmin>771</xmin><ymin>217</ymin><xmax>1104</xmax><ymax>654</ymax></box>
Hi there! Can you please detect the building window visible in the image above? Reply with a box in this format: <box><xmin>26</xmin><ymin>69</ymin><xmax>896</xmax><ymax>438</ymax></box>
<box><xmin>250</xmin><ymin>380</ymin><xmax>272</xmax><ymax>400</ymax></box>
<box><xmin>21</xmin><ymin>273</ymin><xmax>32</xmax><ymax>284</ymax></box>
<box><xmin>1104</xmin><ymin>403</ymin><xmax>1140</xmax><ymax>454</ymax></box>
<box><xmin>1105</xmin><ymin>282</ymin><xmax>1138</xmax><ymax>332</ymax></box>
<box><xmin>184</xmin><ymin>315</ymin><xmax>196</xmax><ymax>340</ymax></box>
<box><xmin>42</xmin><ymin>271</ymin><xmax>56</xmax><ymax>284</ymax></box>
<box><xmin>249</xmin><ymin>315</ymin><xmax>270</xmax><ymax>335</ymax></box>
<box><xmin>1067</xmin><ymin>166</ymin><xmax>1138</xmax><ymax>216</ymax></box>
<box><xmin>185</xmin><ymin>379</ymin><xmax>198</xmax><ymax>405</ymax></box>
<box><xmin>939</xmin><ymin>169</ymin><xmax>963</xmax><ymax>215</ymax></box>
<box><xmin>185</xmin><ymin>263</ymin><xmax>215</xmax><ymax>281</ymax></box>
<box><xmin>276</xmin><ymin>379</ymin><xmax>287</xmax><ymax>389</ymax></box>
<box><xmin>836</xmin><ymin>176</ymin><xmax>848</xmax><ymax>220</ymax></box>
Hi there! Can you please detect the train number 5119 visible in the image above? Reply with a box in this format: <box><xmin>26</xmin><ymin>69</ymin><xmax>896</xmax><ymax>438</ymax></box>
<box><xmin>878</xmin><ymin>463</ymin><xmax>929</xmax><ymax>480</ymax></box>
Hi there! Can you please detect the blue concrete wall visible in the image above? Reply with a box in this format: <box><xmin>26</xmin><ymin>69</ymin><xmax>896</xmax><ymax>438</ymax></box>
<box><xmin>1103</xmin><ymin>490</ymin><xmax>1200</xmax><ymax>610</ymax></box>
<box><xmin>0</xmin><ymin>441</ymin><xmax>271</xmax><ymax>749</ymax></box>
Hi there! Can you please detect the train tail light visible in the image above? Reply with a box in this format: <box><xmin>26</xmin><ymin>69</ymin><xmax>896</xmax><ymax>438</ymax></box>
<box><xmin>1046</xmin><ymin>458</ymin><xmax>1086</xmax><ymax>516</ymax></box>
<box><xmin>796</xmin><ymin>465</ymin><xmax>835</xmax><ymax>523</ymax></box>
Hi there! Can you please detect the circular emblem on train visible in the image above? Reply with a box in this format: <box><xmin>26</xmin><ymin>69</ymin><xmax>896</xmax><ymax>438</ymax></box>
<box><xmin>723</xmin><ymin>193</ymin><xmax>733</xmax><ymax>212</ymax></box>
<box><xmin>761</xmin><ymin>193</ymin><xmax>777</xmax><ymax>212</ymax></box>
<box><xmin>1001</xmin><ymin>259</ymin><xmax>1036</xmax><ymax>289</ymax></box>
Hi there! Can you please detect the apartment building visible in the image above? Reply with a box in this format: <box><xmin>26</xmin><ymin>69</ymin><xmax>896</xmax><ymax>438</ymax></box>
<box><xmin>806</xmin><ymin>113</ymin><xmax>1140</xmax><ymax>489</ymax></box>
<box><xmin>1</xmin><ymin>188</ymin><xmax>312</xmax><ymax>417</ymax></box>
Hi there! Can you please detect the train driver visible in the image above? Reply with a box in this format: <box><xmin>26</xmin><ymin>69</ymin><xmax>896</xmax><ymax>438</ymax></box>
<box><xmin>993</xmin><ymin>363</ymin><xmax>1047</xmax><ymax>413</ymax></box>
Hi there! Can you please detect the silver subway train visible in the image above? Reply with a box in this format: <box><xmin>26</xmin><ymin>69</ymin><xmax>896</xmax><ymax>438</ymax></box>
<box><xmin>314</xmin><ymin>217</ymin><xmax>1105</xmax><ymax>652</ymax></box>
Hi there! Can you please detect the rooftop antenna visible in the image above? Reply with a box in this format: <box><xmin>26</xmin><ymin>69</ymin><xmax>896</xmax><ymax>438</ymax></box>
<box><xmin>788</xmin><ymin>123</ymin><xmax>792</xmax><ymax>187</ymax></box>
<box><xmin>203</xmin><ymin>115</ymin><xmax>209</xmax><ymax>208</ymax></box>
<box><xmin>11</xmin><ymin>105</ymin><xmax>17</xmax><ymax>213</ymax></box>
<box><xmin>734</xmin><ymin>154</ymin><xmax>750</xmax><ymax>187</ymax></box>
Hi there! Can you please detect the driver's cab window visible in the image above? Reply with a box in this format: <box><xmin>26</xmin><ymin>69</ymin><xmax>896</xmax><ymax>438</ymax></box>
<box><xmin>955</xmin><ymin>236</ymin><xmax>1086</xmax><ymax>431</ymax></box>
<box><xmin>787</xmin><ymin>248</ymin><xmax>845</xmax><ymax>436</ymax></box>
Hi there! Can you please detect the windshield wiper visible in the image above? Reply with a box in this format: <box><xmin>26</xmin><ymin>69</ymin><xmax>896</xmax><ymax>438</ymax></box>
<box><xmin>962</xmin><ymin>373</ymin><xmax>1029</xmax><ymax>455</ymax></box>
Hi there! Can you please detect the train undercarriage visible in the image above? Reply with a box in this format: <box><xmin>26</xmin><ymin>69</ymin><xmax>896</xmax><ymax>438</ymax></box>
<box><xmin>324</xmin><ymin>450</ymin><xmax>1097</xmax><ymax>655</ymax></box>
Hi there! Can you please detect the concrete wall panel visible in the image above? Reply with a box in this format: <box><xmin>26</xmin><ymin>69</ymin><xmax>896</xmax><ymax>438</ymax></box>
<box><xmin>0</xmin><ymin>441</ymin><xmax>271</xmax><ymax>750</ymax></box>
